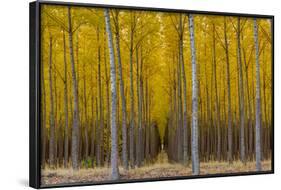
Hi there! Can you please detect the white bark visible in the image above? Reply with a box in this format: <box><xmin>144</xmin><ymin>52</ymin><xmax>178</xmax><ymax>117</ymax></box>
<box><xmin>104</xmin><ymin>9</ymin><xmax>120</xmax><ymax>180</ymax></box>
<box><xmin>189</xmin><ymin>14</ymin><xmax>200</xmax><ymax>175</ymax></box>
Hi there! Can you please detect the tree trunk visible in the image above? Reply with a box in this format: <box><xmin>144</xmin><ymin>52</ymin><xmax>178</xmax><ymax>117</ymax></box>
<box><xmin>237</xmin><ymin>17</ymin><xmax>245</xmax><ymax>163</ymax></box>
<box><xmin>90</xmin><ymin>53</ymin><xmax>95</xmax><ymax>165</ymax></box>
<box><xmin>63</xmin><ymin>32</ymin><xmax>69</xmax><ymax>168</ymax></box>
<box><xmin>83</xmin><ymin>57</ymin><xmax>89</xmax><ymax>162</ymax></box>
<box><xmin>253</xmin><ymin>18</ymin><xmax>262</xmax><ymax>171</ymax></box>
<box><xmin>189</xmin><ymin>14</ymin><xmax>200</xmax><ymax>175</ymax></box>
<box><xmin>41</xmin><ymin>42</ymin><xmax>47</xmax><ymax>168</ymax></box>
<box><xmin>114</xmin><ymin>13</ymin><xmax>129</xmax><ymax>168</ymax></box>
<box><xmin>242</xmin><ymin>38</ymin><xmax>253</xmax><ymax>160</ymax></box>
<box><xmin>224</xmin><ymin>18</ymin><xmax>233</xmax><ymax>163</ymax></box>
<box><xmin>177</xmin><ymin>51</ymin><xmax>183</xmax><ymax>162</ymax></box>
<box><xmin>90</xmin><ymin>94</ymin><xmax>95</xmax><ymax>165</ymax></box>
<box><xmin>212</xmin><ymin>23</ymin><xmax>221</xmax><ymax>161</ymax></box>
<box><xmin>136</xmin><ymin>46</ymin><xmax>141</xmax><ymax>167</ymax></box>
<box><xmin>204</xmin><ymin>27</ymin><xmax>211</xmax><ymax>161</ymax></box>
<box><xmin>104</xmin><ymin>9</ymin><xmax>120</xmax><ymax>180</ymax></box>
<box><xmin>54</xmin><ymin>66</ymin><xmax>58</xmax><ymax>166</ymax></box>
<box><xmin>129</xmin><ymin>13</ymin><xmax>135</xmax><ymax>169</ymax></box>
<box><xmin>48</xmin><ymin>36</ymin><xmax>55</xmax><ymax>168</ymax></box>
<box><xmin>96</xmin><ymin>25</ymin><xmax>104</xmax><ymax>167</ymax></box>
<box><xmin>75</xmin><ymin>33</ymin><xmax>82</xmax><ymax>165</ymax></box>
<box><xmin>139</xmin><ymin>46</ymin><xmax>144</xmax><ymax>165</ymax></box>
<box><xmin>104</xmin><ymin>36</ymin><xmax>111</xmax><ymax>166</ymax></box>
<box><xmin>95</xmin><ymin>98</ymin><xmax>99</xmax><ymax>163</ymax></box>
<box><xmin>67</xmin><ymin>7</ymin><xmax>79</xmax><ymax>170</ymax></box>
<box><xmin>262</xmin><ymin>50</ymin><xmax>267</xmax><ymax>160</ymax></box>
<box><xmin>179</xmin><ymin>15</ymin><xmax>188</xmax><ymax>165</ymax></box>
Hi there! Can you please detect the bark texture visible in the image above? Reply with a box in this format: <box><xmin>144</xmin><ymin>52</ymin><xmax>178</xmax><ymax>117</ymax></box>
<box><xmin>189</xmin><ymin>14</ymin><xmax>200</xmax><ymax>175</ymax></box>
<box><xmin>104</xmin><ymin>8</ymin><xmax>120</xmax><ymax>180</ymax></box>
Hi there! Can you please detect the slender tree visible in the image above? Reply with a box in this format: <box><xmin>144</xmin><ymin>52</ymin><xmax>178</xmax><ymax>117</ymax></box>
<box><xmin>253</xmin><ymin>18</ymin><xmax>262</xmax><ymax>171</ymax></box>
<box><xmin>48</xmin><ymin>36</ymin><xmax>55</xmax><ymax>168</ymax></box>
<box><xmin>129</xmin><ymin>12</ymin><xmax>136</xmax><ymax>169</ymax></box>
<box><xmin>189</xmin><ymin>14</ymin><xmax>199</xmax><ymax>175</ymax></box>
<box><xmin>104</xmin><ymin>35</ymin><xmax>111</xmax><ymax>166</ymax></box>
<box><xmin>212</xmin><ymin>23</ymin><xmax>221</xmax><ymax>161</ymax></box>
<box><xmin>83</xmin><ymin>54</ymin><xmax>89</xmax><ymax>162</ymax></box>
<box><xmin>96</xmin><ymin>25</ymin><xmax>104</xmax><ymax>167</ymax></box>
<box><xmin>67</xmin><ymin>7</ymin><xmax>80</xmax><ymax>170</ymax></box>
<box><xmin>41</xmin><ymin>41</ymin><xmax>47</xmax><ymax>168</ymax></box>
<box><xmin>63</xmin><ymin>31</ymin><xmax>69</xmax><ymax>167</ymax></box>
<box><xmin>112</xmin><ymin>11</ymin><xmax>128</xmax><ymax>169</ymax></box>
<box><xmin>237</xmin><ymin>17</ymin><xmax>246</xmax><ymax>163</ymax></box>
<box><xmin>104</xmin><ymin>8</ymin><xmax>120</xmax><ymax>180</ymax></box>
<box><xmin>224</xmin><ymin>17</ymin><xmax>233</xmax><ymax>163</ymax></box>
<box><xmin>136</xmin><ymin>46</ymin><xmax>142</xmax><ymax>167</ymax></box>
<box><xmin>179</xmin><ymin>15</ymin><xmax>188</xmax><ymax>165</ymax></box>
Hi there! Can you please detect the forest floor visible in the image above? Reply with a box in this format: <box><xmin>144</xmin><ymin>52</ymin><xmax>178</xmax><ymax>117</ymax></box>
<box><xmin>41</xmin><ymin>153</ymin><xmax>272</xmax><ymax>186</ymax></box>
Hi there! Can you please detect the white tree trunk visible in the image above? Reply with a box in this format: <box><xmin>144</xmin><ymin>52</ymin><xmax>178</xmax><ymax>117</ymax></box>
<box><xmin>189</xmin><ymin>14</ymin><xmax>200</xmax><ymax>175</ymax></box>
<box><xmin>253</xmin><ymin>18</ymin><xmax>262</xmax><ymax>171</ymax></box>
<box><xmin>104</xmin><ymin>9</ymin><xmax>120</xmax><ymax>180</ymax></box>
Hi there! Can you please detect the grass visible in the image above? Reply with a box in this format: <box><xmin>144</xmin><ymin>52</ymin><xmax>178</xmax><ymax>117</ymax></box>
<box><xmin>41</xmin><ymin>155</ymin><xmax>272</xmax><ymax>186</ymax></box>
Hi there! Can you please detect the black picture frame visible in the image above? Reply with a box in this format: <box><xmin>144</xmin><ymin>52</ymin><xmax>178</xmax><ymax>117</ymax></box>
<box><xmin>29</xmin><ymin>1</ymin><xmax>274</xmax><ymax>188</ymax></box>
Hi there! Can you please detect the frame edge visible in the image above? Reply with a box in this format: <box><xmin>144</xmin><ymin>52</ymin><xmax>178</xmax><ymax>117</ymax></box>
<box><xmin>29</xmin><ymin>1</ymin><xmax>40</xmax><ymax>189</ymax></box>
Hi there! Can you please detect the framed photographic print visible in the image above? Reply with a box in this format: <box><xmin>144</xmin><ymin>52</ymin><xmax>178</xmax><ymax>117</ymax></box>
<box><xmin>29</xmin><ymin>1</ymin><xmax>274</xmax><ymax>188</ymax></box>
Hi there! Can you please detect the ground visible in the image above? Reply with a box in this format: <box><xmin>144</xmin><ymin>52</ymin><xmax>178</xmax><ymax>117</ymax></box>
<box><xmin>41</xmin><ymin>153</ymin><xmax>272</xmax><ymax>186</ymax></box>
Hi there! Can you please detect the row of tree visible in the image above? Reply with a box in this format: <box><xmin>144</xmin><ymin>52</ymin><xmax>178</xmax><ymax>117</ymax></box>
<box><xmin>164</xmin><ymin>16</ymin><xmax>272</xmax><ymax>169</ymax></box>
<box><xmin>41</xmin><ymin>6</ymin><xmax>162</xmax><ymax>176</ymax></box>
<box><xmin>41</xmin><ymin>4</ymin><xmax>272</xmax><ymax>180</ymax></box>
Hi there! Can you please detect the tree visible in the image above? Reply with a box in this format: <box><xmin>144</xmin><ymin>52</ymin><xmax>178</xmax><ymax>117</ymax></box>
<box><xmin>90</xmin><ymin>60</ymin><xmax>95</xmax><ymax>165</ymax></box>
<box><xmin>224</xmin><ymin>17</ymin><xmax>233</xmax><ymax>163</ymax></box>
<box><xmin>253</xmin><ymin>18</ymin><xmax>262</xmax><ymax>171</ymax></box>
<box><xmin>83</xmin><ymin>51</ymin><xmax>89</xmax><ymax>162</ymax></box>
<box><xmin>237</xmin><ymin>17</ymin><xmax>246</xmax><ymax>163</ymax></box>
<box><xmin>129</xmin><ymin>12</ymin><xmax>136</xmax><ymax>169</ymax></box>
<box><xmin>67</xmin><ymin>7</ymin><xmax>80</xmax><ymax>170</ymax></box>
<box><xmin>63</xmin><ymin>31</ymin><xmax>69</xmax><ymax>167</ymax></box>
<box><xmin>96</xmin><ymin>25</ymin><xmax>104</xmax><ymax>167</ymax></box>
<box><xmin>189</xmin><ymin>14</ymin><xmax>200</xmax><ymax>175</ymax></box>
<box><xmin>104</xmin><ymin>34</ymin><xmax>111</xmax><ymax>166</ymax></box>
<box><xmin>104</xmin><ymin>8</ymin><xmax>120</xmax><ymax>180</ymax></box>
<box><xmin>212</xmin><ymin>23</ymin><xmax>221</xmax><ymax>161</ymax></box>
<box><xmin>48</xmin><ymin>36</ymin><xmax>55</xmax><ymax>168</ymax></box>
<box><xmin>136</xmin><ymin>45</ymin><xmax>142</xmax><ymax>167</ymax></box>
<box><xmin>112</xmin><ymin>11</ymin><xmax>128</xmax><ymax>169</ymax></box>
<box><xmin>41</xmin><ymin>39</ymin><xmax>47</xmax><ymax>168</ymax></box>
<box><xmin>179</xmin><ymin>14</ymin><xmax>188</xmax><ymax>165</ymax></box>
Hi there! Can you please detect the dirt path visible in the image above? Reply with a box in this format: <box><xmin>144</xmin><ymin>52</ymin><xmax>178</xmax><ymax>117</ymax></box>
<box><xmin>41</xmin><ymin>153</ymin><xmax>271</xmax><ymax>186</ymax></box>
